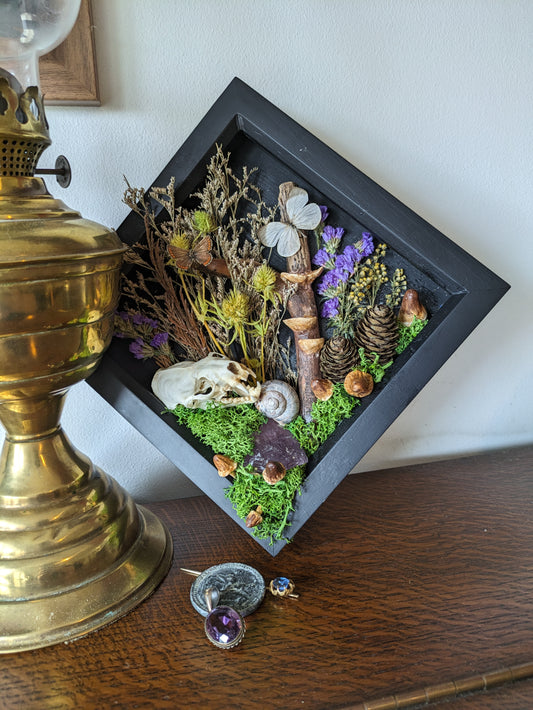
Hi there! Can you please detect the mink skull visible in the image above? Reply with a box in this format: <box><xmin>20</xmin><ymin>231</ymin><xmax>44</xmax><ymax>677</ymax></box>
<box><xmin>151</xmin><ymin>352</ymin><xmax>261</xmax><ymax>410</ymax></box>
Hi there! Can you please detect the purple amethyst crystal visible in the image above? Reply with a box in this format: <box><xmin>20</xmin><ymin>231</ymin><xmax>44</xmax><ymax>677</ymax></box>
<box><xmin>244</xmin><ymin>419</ymin><xmax>308</xmax><ymax>471</ymax></box>
<box><xmin>204</xmin><ymin>606</ymin><xmax>244</xmax><ymax>649</ymax></box>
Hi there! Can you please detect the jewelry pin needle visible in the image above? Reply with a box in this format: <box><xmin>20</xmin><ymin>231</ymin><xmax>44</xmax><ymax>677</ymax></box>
<box><xmin>180</xmin><ymin>567</ymin><xmax>201</xmax><ymax>577</ymax></box>
<box><xmin>180</xmin><ymin>567</ymin><xmax>299</xmax><ymax>598</ymax></box>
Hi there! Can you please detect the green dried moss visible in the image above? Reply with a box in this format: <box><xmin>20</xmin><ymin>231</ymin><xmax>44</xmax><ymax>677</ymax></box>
<box><xmin>226</xmin><ymin>464</ymin><xmax>306</xmax><ymax>544</ymax></box>
<box><xmin>287</xmin><ymin>384</ymin><xmax>359</xmax><ymax>455</ymax></box>
<box><xmin>396</xmin><ymin>316</ymin><xmax>427</xmax><ymax>354</ymax></box>
<box><xmin>171</xmin><ymin>402</ymin><xmax>304</xmax><ymax>542</ymax></box>
<box><xmin>357</xmin><ymin>347</ymin><xmax>393</xmax><ymax>383</ymax></box>
<box><xmin>171</xmin><ymin>402</ymin><xmax>266</xmax><ymax>461</ymax></box>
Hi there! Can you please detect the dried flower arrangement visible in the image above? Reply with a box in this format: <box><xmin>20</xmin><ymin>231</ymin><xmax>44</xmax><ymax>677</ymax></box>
<box><xmin>115</xmin><ymin>145</ymin><xmax>428</xmax><ymax>544</ymax></box>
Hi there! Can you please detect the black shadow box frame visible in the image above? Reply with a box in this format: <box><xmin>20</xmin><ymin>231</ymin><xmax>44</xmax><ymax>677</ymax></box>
<box><xmin>88</xmin><ymin>77</ymin><xmax>510</xmax><ymax>556</ymax></box>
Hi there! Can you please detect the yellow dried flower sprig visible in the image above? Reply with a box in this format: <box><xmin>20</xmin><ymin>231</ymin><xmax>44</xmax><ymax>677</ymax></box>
<box><xmin>386</xmin><ymin>267</ymin><xmax>408</xmax><ymax>308</ymax></box>
<box><xmin>250</xmin><ymin>263</ymin><xmax>280</xmax><ymax>381</ymax></box>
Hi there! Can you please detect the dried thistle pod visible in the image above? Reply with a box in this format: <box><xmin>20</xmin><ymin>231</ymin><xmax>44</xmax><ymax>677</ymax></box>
<box><xmin>262</xmin><ymin>461</ymin><xmax>286</xmax><ymax>485</ymax></box>
<box><xmin>398</xmin><ymin>289</ymin><xmax>427</xmax><ymax>326</ymax></box>
<box><xmin>311</xmin><ymin>378</ymin><xmax>334</xmax><ymax>401</ymax></box>
<box><xmin>344</xmin><ymin>369</ymin><xmax>374</xmax><ymax>398</ymax></box>
<box><xmin>213</xmin><ymin>454</ymin><xmax>237</xmax><ymax>477</ymax></box>
<box><xmin>245</xmin><ymin>505</ymin><xmax>263</xmax><ymax>528</ymax></box>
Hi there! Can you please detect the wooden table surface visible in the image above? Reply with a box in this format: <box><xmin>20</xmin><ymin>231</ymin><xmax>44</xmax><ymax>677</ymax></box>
<box><xmin>3</xmin><ymin>444</ymin><xmax>533</xmax><ymax>709</ymax></box>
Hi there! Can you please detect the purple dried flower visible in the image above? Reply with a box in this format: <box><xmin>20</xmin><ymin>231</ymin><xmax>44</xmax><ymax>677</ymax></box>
<box><xmin>358</xmin><ymin>232</ymin><xmax>374</xmax><ymax>259</ymax></box>
<box><xmin>343</xmin><ymin>243</ymin><xmax>359</xmax><ymax>261</ymax></box>
<box><xmin>321</xmin><ymin>297</ymin><xmax>340</xmax><ymax>318</ymax></box>
<box><xmin>322</xmin><ymin>225</ymin><xmax>345</xmax><ymax>256</ymax></box>
<box><xmin>317</xmin><ymin>269</ymin><xmax>341</xmax><ymax>295</ymax></box>
<box><xmin>333</xmin><ymin>265</ymin><xmax>350</xmax><ymax>283</ymax></box>
<box><xmin>131</xmin><ymin>313</ymin><xmax>158</xmax><ymax>328</ymax></box>
<box><xmin>116</xmin><ymin>311</ymin><xmax>130</xmax><ymax>321</ymax></box>
<box><xmin>335</xmin><ymin>250</ymin><xmax>356</xmax><ymax>275</ymax></box>
<box><xmin>319</xmin><ymin>205</ymin><xmax>329</xmax><ymax>222</ymax></box>
<box><xmin>131</xmin><ymin>313</ymin><xmax>145</xmax><ymax>325</ymax></box>
<box><xmin>322</xmin><ymin>225</ymin><xmax>344</xmax><ymax>243</ymax></box>
<box><xmin>129</xmin><ymin>337</ymin><xmax>146</xmax><ymax>359</ymax></box>
<box><xmin>312</xmin><ymin>248</ymin><xmax>332</xmax><ymax>267</ymax></box>
<box><xmin>150</xmin><ymin>331</ymin><xmax>169</xmax><ymax>348</ymax></box>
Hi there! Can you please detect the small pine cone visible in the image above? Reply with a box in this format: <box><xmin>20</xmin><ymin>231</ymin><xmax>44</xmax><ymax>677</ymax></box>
<box><xmin>354</xmin><ymin>304</ymin><xmax>399</xmax><ymax>362</ymax></box>
<box><xmin>320</xmin><ymin>336</ymin><xmax>358</xmax><ymax>383</ymax></box>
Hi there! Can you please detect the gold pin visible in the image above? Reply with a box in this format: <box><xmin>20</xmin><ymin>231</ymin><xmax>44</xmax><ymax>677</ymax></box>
<box><xmin>180</xmin><ymin>566</ymin><xmax>299</xmax><ymax>599</ymax></box>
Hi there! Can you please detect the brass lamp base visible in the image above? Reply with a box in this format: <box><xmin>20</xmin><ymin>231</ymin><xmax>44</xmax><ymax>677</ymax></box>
<box><xmin>0</xmin><ymin>396</ymin><xmax>173</xmax><ymax>654</ymax></box>
<box><xmin>0</xmin><ymin>174</ymin><xmax>173</xmax><ymax>653</ymax></box>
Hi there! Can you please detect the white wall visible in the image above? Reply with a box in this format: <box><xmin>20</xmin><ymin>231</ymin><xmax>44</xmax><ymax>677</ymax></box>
<box><xmin>20</xmin><ymin>0</ymin><xmax>533</xmax><ymax>500</ymax></box>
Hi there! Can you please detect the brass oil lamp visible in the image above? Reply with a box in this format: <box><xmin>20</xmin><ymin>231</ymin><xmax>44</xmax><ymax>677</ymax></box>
<box><xmin>0</xmin><ymin>1</ymin><xmax>172</xmax><ymax>652</ymax></box>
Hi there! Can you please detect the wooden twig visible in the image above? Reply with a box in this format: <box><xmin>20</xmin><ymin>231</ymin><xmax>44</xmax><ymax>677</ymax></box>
<box><xmin>278</xmin><ymin>182</ymin><xmax>324</xmax><ymax>421</ymax></box>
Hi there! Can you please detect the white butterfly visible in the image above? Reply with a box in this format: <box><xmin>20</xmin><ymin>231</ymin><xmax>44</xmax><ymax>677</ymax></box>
<box><xmin>259</xmin><ymin>186</ymin><xmax>322</xmax><ymax>257</ymax></box>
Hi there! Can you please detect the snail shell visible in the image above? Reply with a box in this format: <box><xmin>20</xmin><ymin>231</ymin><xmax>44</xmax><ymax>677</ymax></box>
<box><xmin>255</xmin><ymin>380</ymin><xmax>300</xmax><ymax>424</ymax></box>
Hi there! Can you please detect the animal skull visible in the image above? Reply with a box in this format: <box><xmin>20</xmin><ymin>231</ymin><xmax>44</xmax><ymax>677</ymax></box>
<box><xmin>151</xmin><ymin>352</ymin><xmax>261</xmax><ymax>410</ymax></box>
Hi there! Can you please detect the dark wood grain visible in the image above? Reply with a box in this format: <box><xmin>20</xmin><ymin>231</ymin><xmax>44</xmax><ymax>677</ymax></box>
<box><xmin>2</xmin><ymin>445</ymin><xmax>533</xmax><ymax>709</ymax></box>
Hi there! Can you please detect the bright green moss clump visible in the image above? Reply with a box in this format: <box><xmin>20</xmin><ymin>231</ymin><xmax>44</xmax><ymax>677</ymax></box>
<box><xmin>226</xmin><ymin>465</ymin><xmax>306</xmax><ymax>544</ymax></box>
<box><xmin>396</xmin><ymin>316</ymin><xmax>427</xmax><ymax>354</ymax></box>
<box><xmin>287</xmin><ymin>384</ymin><xmax>359</xmax><ymax>455</ymax></box>
<box><xmin>171</xmin><ymin>402</ymin><xmax>304</xmax><ymax>542</ymax></box>
<box><xmin>171</xmin><ymin>402</ymin><xmax>266</xmax><ymax>461</ymax></box>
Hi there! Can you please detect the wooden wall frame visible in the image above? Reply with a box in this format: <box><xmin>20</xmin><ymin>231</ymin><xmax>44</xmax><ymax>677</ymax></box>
<box><xmin>39</xmin><ymin>0</ymin><xmax>100</xmax><ymax>106</ymax></box>
<box><xmin>87</xmin><ymin>78</ymin><xmax>510</xmax><ymax>555</ymax></box>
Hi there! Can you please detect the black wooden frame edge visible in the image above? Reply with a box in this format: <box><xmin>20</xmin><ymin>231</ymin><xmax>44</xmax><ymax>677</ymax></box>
<box><xmin>88</xmin><ymin>76</ymin><xmax>510</xmax><ymax>556</ymax></box>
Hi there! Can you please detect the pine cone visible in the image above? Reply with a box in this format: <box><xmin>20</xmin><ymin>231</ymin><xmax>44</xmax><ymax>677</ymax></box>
<box><xmin>320</xmin><ymin>336</ymin><xmax>358</xmax><ymax>382</ymax></box>
<box><xmin>354</xmin><ymin>304</ymin><xmax>398</xmax><ymax>362</ymax></box>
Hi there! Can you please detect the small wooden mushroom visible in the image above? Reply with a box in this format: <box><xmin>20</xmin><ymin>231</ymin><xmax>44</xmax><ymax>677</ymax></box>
<box><xmin>262</xmin><ymin>461</ymin><xmax>286</xmax><ymax>485</ymax></box>
<box><xmin>213</xmin><ymin>454</ymin><xmax>237</xmax><ymax>478</ymax></box>
<box><xmin>344</xmin><ymin>369</ymin><xmax>374</xmax><ymax>398</ymax></box>
<box><xmin>398</xmin><ymin>289</ymin><xmax>427</xmax><ymax>326</ymax></box>
<box><xmin>245</xmin><ymin>505</ymin><xmax>263</xmax><ymax>528</ymax></box>
<box><xmin>311</xmin><ymin>378</ymin><xmax>334</xmax><ymax>401</ymax></box>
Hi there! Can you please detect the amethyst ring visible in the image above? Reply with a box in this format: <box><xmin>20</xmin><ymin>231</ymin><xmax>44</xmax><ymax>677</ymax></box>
<box><xmin>204</xmin><ymin>587</ymin><xmax>246</xmax><ymax>649</ymax></box>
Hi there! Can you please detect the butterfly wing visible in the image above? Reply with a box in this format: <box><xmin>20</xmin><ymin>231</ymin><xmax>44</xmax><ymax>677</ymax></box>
<box><xmin>286</xmin><ymin>186</ymin><xmax>322</xmax><ymax>231</ymax></box>
<box><xmin>291</xmin><ymin>202</ymin><xmax>322</xmax><ymax>231</ymax></box>
<box><xmin>193</xmin><ymin>235</ymin><xmax>213</xmax><ymax>266</ymax></box>
<box><xmin>258</xmin><ymin>221</ymin><xmax>288</xmax><ymax>248</ymax></box>
<box><xmin>168</xmin><ymin>244</ymin><xmax>192</xmax><ymax>270</ymax></box>
<box><xmin>285</xmin><ymin>187</ymin><xmax>309</xmax><ymax>216</ymax></box>
<box><xmin>275</xmin><ymin>224</ymin><xmax>301</xmax><ymax>257</ymax></box>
